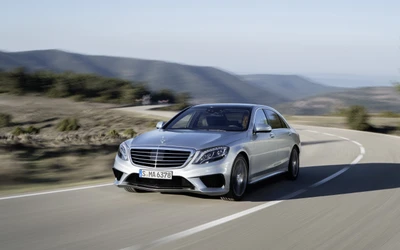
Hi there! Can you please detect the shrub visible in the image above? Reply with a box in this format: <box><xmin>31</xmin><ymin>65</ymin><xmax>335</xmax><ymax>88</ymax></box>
<box><xmin>0</xmin><ymin>113</ymin><xmax>12</xmax><ymax>128</ymax></box>
<box><xmin>12</xmin><ymin>127</ymin><xmax>25</xmax><ymax>136</ymax></box>
<box><xmin>93</xmin><ymin>95</ymin><xmax>112</xmax><ymax>103</ymax></box>
<box><xmin>25</xmin><ymin>125</ymin><xmax>40</xmax><ymax>134</ymax></box>
<box><xmin>346</xmin><ymin>105</ymin><xmax>370</xmax><ymax>131</ymax></box>
<box><xmin>331</xmin><ymin>108</ymin><xmax>348</xmax><ymax>117</ymax></box>
<box><xmin>56</xmin><ymin>118</ymin><xmax>80</xmax><ymax>132</ymax></box>
<box><xmin>108</xmin><ymin>129</ymin><xmax>120</xmax><ymax>138</ymax></box>
<box><xmin>123</xmin><ymin>128</ymin><xmax>136</xmax><ymax>138</ymax></box>
<box><xmin>71</xmin><ymin>95</ymin><xmax>85</xmax><ymax>102</ymax></box>
<box><xmin>46</xmin><ymin>82</ymin><xmax>70</xmax><ymax>98</ymax></box>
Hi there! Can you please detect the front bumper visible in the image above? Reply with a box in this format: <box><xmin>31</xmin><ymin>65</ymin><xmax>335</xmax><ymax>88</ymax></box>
<box><xmin>112</xmin><ymin>154</ymin><xmax>232</xmax><ymax>196</ymax></box>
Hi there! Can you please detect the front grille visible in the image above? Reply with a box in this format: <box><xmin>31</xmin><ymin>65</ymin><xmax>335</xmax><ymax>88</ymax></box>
<box><xmin>126</xmin><ymin>174</ymin><xmax>195</xmax><ymax>190</ymax></box>
<box><xmin>130</xmin><ymin>148</ymin><xmax>192</xmax><ymax>168</ymax></box>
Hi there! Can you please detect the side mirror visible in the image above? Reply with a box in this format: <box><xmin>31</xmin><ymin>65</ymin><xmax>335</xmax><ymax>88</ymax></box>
<box><xmin>156</xmin><ymin>121</ymin><xmax>165</xmax><ymax>129</ymax></box>
<box><xmin>254</xmin><ymin>123</ymin><xmax>272</xmax><ymax>133</ymax></box>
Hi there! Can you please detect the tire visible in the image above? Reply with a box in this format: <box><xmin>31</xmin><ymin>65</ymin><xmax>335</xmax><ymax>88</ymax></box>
<box><xmin>124</xmin><ymin>187</ymin><xmax>148</xmax><ymax>193</ymax></box>
<box><xmin>286</xmin><ymin>148</ymin><xmax>300</xmax><ymax>180</ymax></box>
<box><xmin>221</xmin><ymin>155</ymin><xmax>248</xmax><ymax>201</ymax></box>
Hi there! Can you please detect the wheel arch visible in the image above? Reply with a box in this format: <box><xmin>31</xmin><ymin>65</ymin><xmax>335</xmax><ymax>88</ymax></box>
<box><xmin>292</xmin><ymin>144</ymin><xmax>300</xmax><ymax>155</ymax></box>
<box><xmin>237</xmin><ymin>151</ymin><xmax>249</xmax><ymax>169</ymax></box>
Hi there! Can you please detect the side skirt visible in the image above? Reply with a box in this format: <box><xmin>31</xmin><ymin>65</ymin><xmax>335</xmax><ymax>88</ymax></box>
<box><xmin>249</xmin><ymin>168</ymin><xmax>287</xmax><ymax>185</ymax></box>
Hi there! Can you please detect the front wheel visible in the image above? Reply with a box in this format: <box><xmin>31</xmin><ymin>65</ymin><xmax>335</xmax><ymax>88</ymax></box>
<box><xmin>286</xmin><ymin>148</ymin><xmax>300</xmax><ymax>180</ymax></box>
<box><xmin>221</xmin><ymin>155</ymin><xmax>248</xmax><ymax>201</ymax></box>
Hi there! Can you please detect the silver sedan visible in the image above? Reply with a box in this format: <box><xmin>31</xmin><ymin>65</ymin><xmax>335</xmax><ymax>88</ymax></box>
<box><xmin>112</xmin><ymin>103</ymin><xmax>301</xmax><ymax>201</ymax></box>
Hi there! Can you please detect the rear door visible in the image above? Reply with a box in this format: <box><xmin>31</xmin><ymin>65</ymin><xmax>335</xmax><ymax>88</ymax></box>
<box><xmin>263</xmin><ymin>109</ymin><xmax>292</xmax><ymax>168</ymax></box>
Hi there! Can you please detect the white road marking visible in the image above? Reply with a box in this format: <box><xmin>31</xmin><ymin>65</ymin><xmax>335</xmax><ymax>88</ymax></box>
<box><xmin>295</xmin><ymin>123</ymin><xmax>400</xmax><ymax>140</ymax></box>
<box><xmin>351</xmin><ymin>140</ymin><xmax>362</xmax><ymax>147</ymax></box>
<box><xmin>360</xmin><ymin>146</ymin><xmax>366</xmax><ymax>155</ymax></box>
<box><xmin>323</xmin><ymin>133</ymin><xmax>335</xmax><ymax>137</ymax></box>
<box><xmin>309</xmin><ymin>167</ymin><xmax>350</xmax><ymax>188</ymax></box>
<box><xmin>281</xmin><ymin>188</ymin><xmax>308</xmax><ymax>200</ymax></box>
<box><xmin>351</xmin><ymin>154</ymin><xmax>364</xmax><ymax>165</ymax></box>
<box><xmin>305</xmin><ymin>130</ymin><xmax>319</xmax><ymax>133</ymax></box>
<box><xmin>124</xmin><ymin>200</ymin><xmax>284</xmax><ymax>250</ymax></box>
<box><xmin>0</xmin><ymin>183</ymin><xmax>113</xmax><ymax>201</ymax></box>
<box><xmin>124</xmin><ymin>131</ymin><xmax>365</xmax><ymax>250</ymax></box>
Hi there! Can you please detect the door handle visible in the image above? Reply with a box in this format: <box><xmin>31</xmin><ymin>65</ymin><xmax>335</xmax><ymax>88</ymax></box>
<box><xmin>288</xmin><ymin>132</ymin><xmax>292</xmax><ymax>136</ymax></box>
<box><xmin>270</xmin><ymin>133</ymin><xmax>275</xmax><ymax>138</ymax></box>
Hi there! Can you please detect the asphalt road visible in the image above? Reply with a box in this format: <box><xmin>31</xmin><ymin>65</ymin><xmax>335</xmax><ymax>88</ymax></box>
<box><xmin>1</xmin><ymin>107</ymin><xmax>400</xmax><ymax>250</ymax></box>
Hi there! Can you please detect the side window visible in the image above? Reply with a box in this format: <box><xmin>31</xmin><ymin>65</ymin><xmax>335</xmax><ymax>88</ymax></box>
<box><xmin>264</xmin><ymin>110</ymin><xmax>284</xmax><ymax>129</ymax></box>
<box><xmin>254</xmin><ymin>109</ymin><xmax>268</xmax><ymax>126</ymax></box>
<box><xmin>278</xmin><ymin>115</ymin><xmax>289</xmax><ymax>128</ymax></box>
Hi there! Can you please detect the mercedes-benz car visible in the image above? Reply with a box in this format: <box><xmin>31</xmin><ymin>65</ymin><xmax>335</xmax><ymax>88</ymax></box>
<box><xmin>112</xmin><ymin>103</ymin><xmax>301</xmax><ymax>201</ymax></box>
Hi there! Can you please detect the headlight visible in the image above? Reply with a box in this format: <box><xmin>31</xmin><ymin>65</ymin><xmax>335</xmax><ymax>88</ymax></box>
<box><xmin>193</xmin><ymin>146</ymin><xmax>229</xmax><ymax>164</ymax></box>
<box><xmin>117</xmin><ymin>142</ymin><xmax>129</xmax><ymax>161</ymax></box>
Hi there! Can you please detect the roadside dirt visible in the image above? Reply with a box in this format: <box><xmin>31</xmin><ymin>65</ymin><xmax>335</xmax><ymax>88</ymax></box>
<box><xmin>0</xmin><ymin>94</ymin><xmax>158</xmax><ymax>194</ymax></box>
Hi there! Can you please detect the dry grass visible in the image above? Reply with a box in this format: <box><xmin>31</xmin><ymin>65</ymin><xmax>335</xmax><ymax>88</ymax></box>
<box><xmin>286</xmin><ymin>115</ymin><xmax>400</xmax><ymax>135</ymax></box>
<box><xmin>0</xmin><ymin>94</ymin><xmax>159</xmax><ymax>195</ymax></box>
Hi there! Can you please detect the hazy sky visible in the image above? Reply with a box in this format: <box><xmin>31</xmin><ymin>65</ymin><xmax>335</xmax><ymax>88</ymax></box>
<box><xmin>2</xmin><ymin>0</ymin><xmax>400</xmax><ymax>77</ymax></box>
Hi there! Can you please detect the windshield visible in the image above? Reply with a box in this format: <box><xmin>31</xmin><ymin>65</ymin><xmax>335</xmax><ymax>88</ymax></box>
<box><xmin>165</xmin><ymin>106</ymin><xmax>253</xmax><ymax>131</ymax></box>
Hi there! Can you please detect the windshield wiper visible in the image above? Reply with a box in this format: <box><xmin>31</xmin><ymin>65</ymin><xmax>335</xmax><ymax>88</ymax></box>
<box><xmin>201</xmin><ymin>129</ymin><xmax>227</xmax><ymax>132</ymax></box>
<box><xmin>166</xmin><ymin>128</ymin><xmax>194</xmax><ymax>130</ymax></box>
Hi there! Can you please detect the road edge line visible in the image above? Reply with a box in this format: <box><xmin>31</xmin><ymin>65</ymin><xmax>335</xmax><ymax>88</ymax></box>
<box><xmin>0</xmin><ymin>183</ymin><xmax>113</xmax><ymax>201</ymax></box>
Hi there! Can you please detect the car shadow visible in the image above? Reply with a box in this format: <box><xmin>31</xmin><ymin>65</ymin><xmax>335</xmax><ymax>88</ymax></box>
<box><xmin>243</xmin><ymin>163</ymin><xmax>400</xmax><ymax>202</ymax></box>
<box><xmin>163</xmin><ymin>163</ymin><xmax>400</xmax><ymax>202</ymax></box>
<box><xmin>301</xmin><ymin>140</ymin><xmax>342</xmax><ymax>146</ymax></box>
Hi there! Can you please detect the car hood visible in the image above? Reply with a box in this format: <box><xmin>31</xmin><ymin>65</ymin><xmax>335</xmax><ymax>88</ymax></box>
<box><xmin>129</xmin><ymin>129</ymin><xmax>246</xmax><ymax>150</ymax></box>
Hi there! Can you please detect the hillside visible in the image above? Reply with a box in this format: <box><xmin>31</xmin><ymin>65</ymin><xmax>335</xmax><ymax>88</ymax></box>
<box><xmin>241</xmin><ymin>74</ymin><xmax>345</xmax><ymax>101</ymax></box>
<box><xmin>277</xmin><ymin>87</ymin><xmax>400</xmax><ymax>115</ymax></box>
<box><xmin>241</xmin><ymin>74</ymin><xmax>343</xmax><ymax>101</ymax></box>
<box><xmin>0</xmin><ymin>50</ymin><xmax>287</xmax><ymax>105</ymax></box>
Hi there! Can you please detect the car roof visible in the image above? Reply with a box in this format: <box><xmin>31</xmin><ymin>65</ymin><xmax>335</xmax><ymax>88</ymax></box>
<box><xmin>192</xmin><ymin>103</ymin><xmax>275</xmax><ymax>110</ymax></box>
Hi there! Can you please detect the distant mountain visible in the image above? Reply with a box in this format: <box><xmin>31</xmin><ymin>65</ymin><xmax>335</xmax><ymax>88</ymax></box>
<box><xmin>241</xmin><ymin>74</ymin><xmax>345</xmax><ymax>101</ymax></box>
<box><xmin>277</xmin><ymin>87</ymin><xmax>400</xmax><ymax>115</ymax></box>
<box><xmin>0</xmin><ymin>49</ymin><xmax>287</xmax><ymax>105</ymax></box>
<box><xmin>306</xmin><ymin>73</ymin><xmax>399</xmax><ymax>88</ymax></box>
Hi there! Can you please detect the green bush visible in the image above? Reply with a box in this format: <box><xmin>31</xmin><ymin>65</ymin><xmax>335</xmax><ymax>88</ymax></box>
<box><xmin>123</xmin><ymin>128</ymin><xmax>136</xmax><ymax>138</ymax></box>
<box><xmin>93</xmin><ymin>95</ymin><xmax>112</xmax><ymax>103</ymax></box>
<box><xmin>346</xmin><ymin>105</ymin><xmax>370</xmax><ymax>131</ymax></box>
<box><xmin>0</xmin><ymin>113</ymin><xmax>12</xmax><ymax>128</ymax></box>
<box><xmin>25</xmin><ymin>125</ymin><xmax>40</xmax><ymax>134</ymax></box>
<box><xmin>330</xmin><ymin>108</ymin><xmax>348</xmax><ymax>117</ymax></box>
<box><xmin>56</xmin><ymin>118</ymin><xmax>80</xmax><ymax>132</ymax></box>
<box><xmin>108</xmin><ymin>129</ymin><xmax>120</xmax><ymax>138</ymax></box>
<box><xmin>12</xmin><ymin>127</ymin><xmax>25</xmax><ymax>136</ymax></box>
<box><xmin>71</xmin><ymin>95</ymin><xmax>85</xmax><ymax>102</ymax></box>
<box><xmin>395</xmin><ymin>82</ymin><xmax>400</xmax><ymax>92</ymax></box>
<box><xmin>0</xmin><ymin>68</ymin><xmax>188</xmax><ymax>106</ymax></box>
<box><xmin>10</xmin><ymin>125</ymin><xmax>40</xmax><ymax>136</ymax></box>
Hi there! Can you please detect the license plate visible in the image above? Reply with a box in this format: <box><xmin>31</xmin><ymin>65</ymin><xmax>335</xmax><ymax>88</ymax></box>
<box><xmin>139</xmin><ymin>169</ymin><xmax>173</xmax><ymax>180</ymax></box>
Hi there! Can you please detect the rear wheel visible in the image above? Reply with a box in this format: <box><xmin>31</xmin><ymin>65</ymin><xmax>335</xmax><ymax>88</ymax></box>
<box><xmin>286</xmin><ymin>148</ymin><xmax>300</xmax><ymax>180</ymax></box>
<box><xmin>124</xmin><ymin>187</ymin><xmax>148</xmax><ymax>193</ymax></box>
<box><xmin>221</xmin><ymin>155</ymin><xmax>248</xmax><ymax>201</ymax></box>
